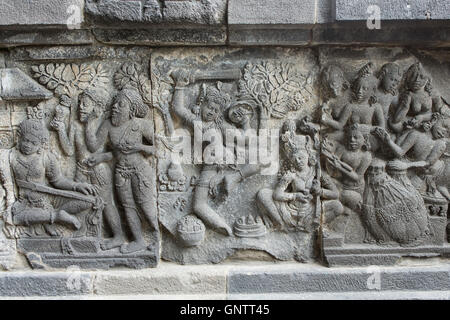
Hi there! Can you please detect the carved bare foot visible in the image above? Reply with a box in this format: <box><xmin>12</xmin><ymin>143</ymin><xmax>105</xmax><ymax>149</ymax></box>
<box><xmin>44</xmin><ymin>224</ymin><xmax>61</xmax><ymax>237</ymax></box>
<box><xmin>120</xmin><ymin>240</ymin><xmax>146</xmax><ymax>254</ymax></box>
<box><xmin>101</xmin><ymin>236</ymin><xmax>125</xmax><ymax>250</ymax></box>
<box><xmin>224</xmin><ymin>172</ymin><xmax>241</xmax><ymax>195</ymax></box>
<box><xmin>58</xmin><ymin>210</ymin><xmax>81</xmax><ymax>230</ymax></box>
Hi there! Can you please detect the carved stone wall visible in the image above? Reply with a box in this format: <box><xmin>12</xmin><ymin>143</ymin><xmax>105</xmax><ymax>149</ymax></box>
<box><xmin>0</xmin><ymin>0</ymin><xmax>450</xmax><ymax>298</ymax></box>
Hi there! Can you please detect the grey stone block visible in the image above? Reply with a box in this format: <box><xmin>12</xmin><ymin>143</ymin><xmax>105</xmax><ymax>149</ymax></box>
<box><xmin>86</xmin><ymin>0</ymin><xmax>226</xmax><ymax>25</ymax></box>
<box><xmin>229</xmin><ymin>28</ymin><xmax>311</xmax><ymax>46</ymax></box>
<box><xmin>0</xmin><ymin>0</ymin><xmax>84</xmax><ymax>27</ymax></box>
<box><xmin>228</xmin><ymin>0</ymin><xmax>316</xmax><ymax>25</ymax></box>
<box><xmin>85</xmin><ymin>0</ymin><xmax>143</xmax><ymax>23</ymax></box>
<box><xmin>336</xmin><ymin>0</ymin><xmax>450</xmax><ymax>21</ymax></box>
<box><xmin>0</xmin><ymin>272</ymin><xmax>93</xmax><ymax>296</ymax></box>
<box><xmin>228</xmin><ymin>264</ymin><xmax>450</xmax><ymax>294</ymax></box>
<box><xmin>312</xmin><ymin>23</ymin><xmax>450</xmax><ymax>46</ymax></box>
<box><xmin>94</xmin><ymin>264</ymin><xmax>227</xmax><ymax>295</ymax></box>
<box><xmin>316</xmin><ymin>0</ymin><xmax>335</xmax><ymax>24</ymax></box>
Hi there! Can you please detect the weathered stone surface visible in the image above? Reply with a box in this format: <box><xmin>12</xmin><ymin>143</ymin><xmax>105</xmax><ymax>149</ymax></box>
<box><xmin>229</xmin><ymin>28</ymin><xmax>311</xmax><ymax>46</ymax></box>
<box><xmin>229</xmin><ymin>0</ymin><xmax>316</xmax><ymax>25</ymax></box>
<box><xmin>0</xmin><ymin>68</ymin><xmax>53</xmax><ymax>101</ymax></box>
<box><xmin>0</xmin><ymin>30</ymin><xmax>94</xmax><ymax>48</ymax></box>
<box><xmin>86</xmin><ymin>0</ymin><xmax>226</xmax><ymax>25</ymax></box>
<box><xmin>336</xmin><ymin>0</ymin><xmax>450</xmax><ymax>21</ymax></box>
<box><xmin>0</xmin><ymin>0</ymin><xmax>84</xmax><ymax>27</ymax></box>
<box><xmin>94</xmin><ymin>264</ymin><xmax>227</xmax><ymax>295</ymax></box>
<box><xmin>92</xmin><ymin>27</ymin><xmax>226</xmax><ymax>45</ymax></box>
<box><xmin>0</xmin><ymin>263</ymin><xmax>449</xmax><ymax>298</ymax></box>
<box><xmin>312</xmin><ymin>23</ymin><xmax>450</xmax><ymax>46</ymax></box>
<box><xmin>0</xmin><ymin>272</ymin><xmax>93</xmax><ymax>296</ymax></box>
<box><xmin>228</xmin><ymin>264</ymin><xmax>450</xmax><ymax>294</ymax></box>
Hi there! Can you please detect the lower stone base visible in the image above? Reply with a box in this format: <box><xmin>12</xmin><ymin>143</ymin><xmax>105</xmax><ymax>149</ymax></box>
<box><xmin>0</xmin><ymin>262</ymin><xmax>449</xmax><ymax>299</ymax></box>
<box><xmin>17</xmin><ymin>238</ymin><xmax>158</xmax><ymax>269</ymax></box>
<box><xmin>323</xmin><ymin>242</ymin><xmax>450</xmax><ymax>266</ymax></box>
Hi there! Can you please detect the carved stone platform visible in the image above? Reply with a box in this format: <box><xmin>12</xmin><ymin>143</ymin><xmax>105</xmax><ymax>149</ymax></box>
<box><xmin>17</xmin><ymin>238</ymin><xmax>158</xmax><ymax>269</ymax></box>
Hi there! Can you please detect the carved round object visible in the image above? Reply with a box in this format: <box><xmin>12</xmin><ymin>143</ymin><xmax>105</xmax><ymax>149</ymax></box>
<box><xmin>176</xmin><ymin>215</ymin><xmax>205</xmax><ymax>247</ymax></box>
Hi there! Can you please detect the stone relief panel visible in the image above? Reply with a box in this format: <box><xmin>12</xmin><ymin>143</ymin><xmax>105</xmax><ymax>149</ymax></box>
<box><xmin>1</xmin><ymin>48</ymin><xmax>159</xmax><ymax>269</ymax></box>
<box><xmin>0</xmin><ymin>46</ymin><xmax>449</xmax><ymax>269</ymax></box>
<box><xmin>151</xmin><ymin>48</ymin><xmax>320</xmax><ymax>264</ymax></box>
<box><xmin>318</xmin><ymin>48</ymin><xmax>450</xmax><ymax>266</ymax></box>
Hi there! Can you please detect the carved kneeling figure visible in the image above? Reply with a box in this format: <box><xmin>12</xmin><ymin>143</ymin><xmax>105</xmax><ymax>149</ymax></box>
<box><xmin>10</xmin><ymin>120</ymin><xmax>98</xmax><ymax>236</ymax></box>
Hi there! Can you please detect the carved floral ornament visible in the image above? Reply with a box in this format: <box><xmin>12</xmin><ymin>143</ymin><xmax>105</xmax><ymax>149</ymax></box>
<box><xmin>0</xmin><ymin>53</ymin><xmax>448</xmax><ymax>269</ymax></box>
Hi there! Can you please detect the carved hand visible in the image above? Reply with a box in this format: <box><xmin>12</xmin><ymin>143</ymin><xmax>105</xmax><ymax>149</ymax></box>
<box><xmin>83</xmin><ymin>153</ymin><xmax>106</xmax><ymax>167</ymax></box>
<box><xmin>74</xmin><ymin>182</ymin><xmax>98</xmax><ymax>196</ymax></box>
<box><xmin>171</xmin><ymin>69</ymin><xmax>192</xmax><ymax>87</ymax></box>
<box><xmin>49</xmin><ymin>118</ymin><xmax>65</xmax><ymax>132</ymax></box>
<box><xmin>373</xmin><ymin>127</ymin><xmax>390</xmax><ymax>142</ymax></box>
<box><xmin>310</xmin><ymin>179</ymin><xmax>321</xmax><ymax>196</ymax></box>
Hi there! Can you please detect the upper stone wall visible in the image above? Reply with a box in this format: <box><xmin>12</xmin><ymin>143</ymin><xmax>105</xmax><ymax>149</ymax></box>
<box><xmin>1</xmin><ymin>0</ymin><xmax>450</xmax><ymax>46</ymax></box>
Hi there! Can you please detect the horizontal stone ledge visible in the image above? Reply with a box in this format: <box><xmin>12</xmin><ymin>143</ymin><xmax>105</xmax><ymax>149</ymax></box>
<box><xmin>0</xmin><ymin>262</ymin><xmax>449</xmax><ymax>298</ymax></box>
<box><xmin>229</xmin><ymin>22</ymin><xmax>450</xmax><ymax>47</ymax></box>
<box><xmin>91</xmin><ymin>27</ymin><xmax>227</xmax><ymax>46</ymax></box>
<box><xmin>0</xmin><ymin>29</ymin><xmax>94</xmax><ymax>48</ymax></box>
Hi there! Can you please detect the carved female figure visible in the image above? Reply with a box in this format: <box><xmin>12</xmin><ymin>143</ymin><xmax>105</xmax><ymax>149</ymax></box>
<box><xmin>85</xmin><ymin>87</ymin><xmax>159</xmax><ymax>254</ymax></box>
<box><xmin>50</xmin><ymin>86</ymin><xmax>125</xmax><ymax>250</ymax></box>
<box><xmin>10</xmin><ymin>119</ymin><xmax>97</xmax><ymax>234</ymax></box>
<box><xmin>322</xmin><ymin>64</ymin><xmax>385</xmax><ymax>132</ymax></box>
<box><xmin>172</xmin><ymin>71</ymin><xmax>235</xmax><ymax>236</ymax></box>
<box><xmin>376</xmin><ymin>62</ymin><xmax>402</xmax><ymax>121</ymax></box>
<box><xmin>320</xmin><ymin>65</ymin><xmax>352</xmax><ymax>122</ymax></box>
<box><xmin>390</xmin><ymin>63</ymin><xmax>433</xmax><ymax>132</ymax></box>
<box><xmin>374</xmin><ymin>115</ymin><xmax>449</xmax><ymax>198</ymax></box>
<box><xmin>257</xmin><ymin>127</ymin><xmax>318</xmax><ymax>232</ymax></box>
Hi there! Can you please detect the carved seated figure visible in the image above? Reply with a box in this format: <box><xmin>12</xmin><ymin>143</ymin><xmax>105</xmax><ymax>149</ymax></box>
<box><xmin>376</xmin><ymin>62</ymin><xmax>402</xmax><ymax>121</ymax></box>
<box><xmin>374</xmin><ymin>115</ymin><xmax>449</xmax><ymax>201</ymax></box>
<box><xmin>257</xmin><ymin>127</ymin><xmax>318</xmax><ymax>232</ymax></box>
<box><xmin>322</xmin><ymin>63</ymin><xmax>385</xmax><ymax>132</ymax></box>
<box><xmin>9</xmin><ymin>119</ymin><xmax>97</xmax><ymax>236</ymax></box>
<box><xmin>323</xmin><ymin>124</ymin><xmax>372</xmax><ymax>213</ymax></box>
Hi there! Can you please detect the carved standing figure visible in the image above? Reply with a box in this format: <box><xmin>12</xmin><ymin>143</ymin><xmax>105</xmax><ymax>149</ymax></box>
<box><xmin>50</xmin><ymin>87</ymin><xmax>125</xmax><ymax>250</ymax></box>
<box><xmin>85</xmin><ymin>87</ymin><xmax>159</xmax><ymax>254</ymax></box>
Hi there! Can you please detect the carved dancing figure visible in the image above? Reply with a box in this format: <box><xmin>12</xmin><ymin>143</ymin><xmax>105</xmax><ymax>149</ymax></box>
<box><xmin>171</xmin><ymin>71</ymin><xmax>236</xmax><ymax>236</ymax></box>
<box><xmin>85</xmin><ymin>87</ymin><xmax>159</xmax><ymax>253</ymax></box>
